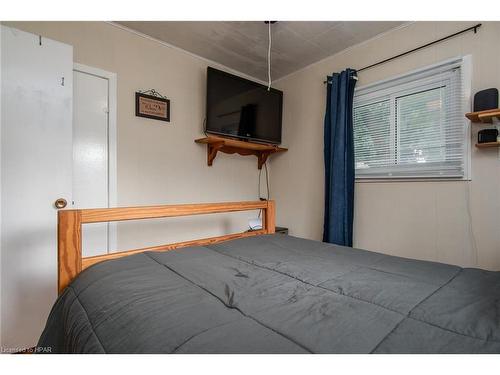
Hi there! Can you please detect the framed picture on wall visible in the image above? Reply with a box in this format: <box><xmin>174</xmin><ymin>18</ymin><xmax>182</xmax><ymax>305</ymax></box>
<box><xmin>135</xmin><ymin>91</ymin><xmax>170</xmax><ymax>122</ymax></box>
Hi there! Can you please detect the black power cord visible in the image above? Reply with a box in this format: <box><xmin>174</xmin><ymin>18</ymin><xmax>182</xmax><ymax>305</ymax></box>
<box><xmin>258</xmin><ymin>161</ymin><xmax>270</xmax><ymax>201</ymax></box>
<box><xmin>257</xmin><ymin>162</ymin><xmax>270</xmax><ymax>219</ymax></box>
<box><xmin>202</xmin><ymin>118</ymin><xmax>208</xmax><ymax>137</ymax></box>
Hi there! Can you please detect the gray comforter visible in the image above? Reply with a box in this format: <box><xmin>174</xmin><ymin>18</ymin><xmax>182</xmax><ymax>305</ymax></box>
<box><xmin>38</xmin><ymin>234</ymin><xmax>500</xmax><ymax>353</ymax></box>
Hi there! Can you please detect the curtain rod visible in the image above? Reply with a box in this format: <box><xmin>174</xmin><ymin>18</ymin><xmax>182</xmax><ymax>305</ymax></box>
<box><xmin>323</xmin><ymin>23</ymin><xmax>482</xmax><ymax>84</ymax></box>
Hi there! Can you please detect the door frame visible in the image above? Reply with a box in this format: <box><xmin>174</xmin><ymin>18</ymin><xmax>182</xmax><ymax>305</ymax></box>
<box><xmin>73</xmin><ymin>63</ymin><xmax>117</xmax><ymax>253</ymax></box>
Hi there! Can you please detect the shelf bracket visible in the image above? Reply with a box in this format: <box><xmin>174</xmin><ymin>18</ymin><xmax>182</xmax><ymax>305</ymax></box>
<box><xmin>207</xmin><ymin>141</ymin><xmax>224</xmax><ymax>166</ymax></box>
<box><xmin>257</xmin><ymin>152</ymin><xmax>271</xmax><ymax>169</ymax></box>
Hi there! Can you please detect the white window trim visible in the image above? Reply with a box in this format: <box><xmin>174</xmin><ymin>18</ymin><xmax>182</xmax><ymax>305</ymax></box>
<box><xmin>353</xmin><ymin>56</ymin><xmax>472</xmax><ymax>182</ymax></box>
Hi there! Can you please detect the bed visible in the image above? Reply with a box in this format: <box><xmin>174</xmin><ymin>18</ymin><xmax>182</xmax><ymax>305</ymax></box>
<box><xmin>38</xmin><ymin>201</ymin><xmax>500</xmax><ymax>353</ymax></box>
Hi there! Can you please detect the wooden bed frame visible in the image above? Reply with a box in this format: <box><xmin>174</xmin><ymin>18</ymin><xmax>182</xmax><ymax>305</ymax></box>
<box><xmin>57</xmin><ymin>200</ymin><xmax>275</xmax><ymax>294</ymax></box>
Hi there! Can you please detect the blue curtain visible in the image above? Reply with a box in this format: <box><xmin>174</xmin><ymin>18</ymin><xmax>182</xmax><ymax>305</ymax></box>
<box><xmin>323</xmin><ymin>69</ymin><xmax>357</xmax><ymax>246</ymax></box>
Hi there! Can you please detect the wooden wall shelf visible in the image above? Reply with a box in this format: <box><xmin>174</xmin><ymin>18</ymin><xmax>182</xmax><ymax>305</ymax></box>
<box><xmin>475</xmin><ymin>141</ymin><xmax>500</xmax><ymax>148</ymax></box>
<box><xmin>465</xmin><ymin>109</ymin><xmax>500</xmax><ymax>123</ymax></box>
<box><xmin>195</xmin><ymin>136</ymin><xmax>287</xmax><ymax>169</ymax></box>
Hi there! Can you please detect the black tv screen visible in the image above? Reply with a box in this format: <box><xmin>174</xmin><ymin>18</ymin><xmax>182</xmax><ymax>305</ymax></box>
<box><xmin>206</xmin><ymin>67</ymin><xmax>283</xmax><ymax>144</ymax></box>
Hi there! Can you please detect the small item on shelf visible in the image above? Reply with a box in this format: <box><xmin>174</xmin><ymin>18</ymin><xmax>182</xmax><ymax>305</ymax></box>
<box><xmin>473</xmin><ymin>88</ymin><xmax>498</xmax><ymax>112</ymax></box>
<box><xmin>478</xmin><ymin>128</ymin><xmax>498</xmax><ymax>144</ymax></box>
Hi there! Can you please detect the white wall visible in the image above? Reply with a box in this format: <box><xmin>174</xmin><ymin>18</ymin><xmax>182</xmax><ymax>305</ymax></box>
<box><xmin>1</xmin><ymin>21</ymin><xmax>267</xmax><ymax>347</ymax></box>
<box><xmin>272</xmin><ymin>21</ymin><xmax>500</xmax><ymax>270</ymax></box>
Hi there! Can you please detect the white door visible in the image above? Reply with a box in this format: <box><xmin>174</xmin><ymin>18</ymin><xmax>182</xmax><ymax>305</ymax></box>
<box><xmin>1</xmin><ymin>26</ymin><xmax>73</xmax><ymax>349</ymax></box>
<box><xmin>73</xmin><ymin>69</ymin><xmax>110</xmax><ymax>256</ymax></box>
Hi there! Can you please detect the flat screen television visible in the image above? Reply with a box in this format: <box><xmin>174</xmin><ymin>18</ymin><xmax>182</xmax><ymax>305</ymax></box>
<box><xmin>205</xmin><ymin>67</ymin><xmax>283</xmax><ymax>144</ymax></box>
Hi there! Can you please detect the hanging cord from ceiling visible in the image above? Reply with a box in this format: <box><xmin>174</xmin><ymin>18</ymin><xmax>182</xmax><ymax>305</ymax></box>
<box><xmin>267</xmin><ymin>21</ymin><xmax>272</xmax><ymax>91</ymax></box>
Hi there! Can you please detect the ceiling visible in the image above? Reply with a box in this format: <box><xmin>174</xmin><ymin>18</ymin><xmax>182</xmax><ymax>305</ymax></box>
<box><xmin>116</xmin><ymin>21</ymin><xmax>405</xmax><ymax>81</ymax></box>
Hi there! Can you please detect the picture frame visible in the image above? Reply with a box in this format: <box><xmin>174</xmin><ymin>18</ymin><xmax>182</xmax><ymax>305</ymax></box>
<box><xmin>135</xmin><ymin>92</ymin><xmax>170</xmax><ymax>122</ymax></box>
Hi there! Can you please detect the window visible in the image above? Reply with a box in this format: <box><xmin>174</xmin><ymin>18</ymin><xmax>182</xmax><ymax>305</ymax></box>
<box><xmin>353</xmin><ymin>57</ymin><xmax>470</xmax><ymax>179</ymax></box>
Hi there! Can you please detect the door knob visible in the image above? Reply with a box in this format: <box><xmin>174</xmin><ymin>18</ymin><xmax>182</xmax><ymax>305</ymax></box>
<box><xmin>54</xmin><ymin>198</ymin><xmax>67</xmax><ymax>209</ymax></box>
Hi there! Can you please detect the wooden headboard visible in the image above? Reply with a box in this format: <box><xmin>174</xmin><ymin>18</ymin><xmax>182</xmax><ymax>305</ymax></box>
<box><xmin>57</xmin><ymin>200</ymin><xmax>275</xmax><ymax>294</ymax></box>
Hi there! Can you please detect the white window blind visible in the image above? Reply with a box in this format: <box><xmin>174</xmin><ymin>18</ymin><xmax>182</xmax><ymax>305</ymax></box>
<box><xmin>353</xmin><ymin>57</ymin><xmax>469</xmax><ymax>179</ymax></box>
